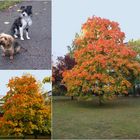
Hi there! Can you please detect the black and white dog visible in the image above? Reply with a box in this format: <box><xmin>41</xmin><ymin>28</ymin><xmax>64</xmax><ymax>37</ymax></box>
<box><xmin>11</xmin><ymin>6</ymin><xmax>32</xmax><ymax>40</ymax></box>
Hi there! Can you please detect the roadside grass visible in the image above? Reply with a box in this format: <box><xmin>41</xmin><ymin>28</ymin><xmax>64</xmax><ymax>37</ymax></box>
<box><xmin>0</xmin><ymin>0</ymin><xmax>22</xmax><ymax>11</ymax></box>
<box><xmin>52</xmin><ymin>96</ymin><xmax>140</xmax><ymax>139</ymax></box>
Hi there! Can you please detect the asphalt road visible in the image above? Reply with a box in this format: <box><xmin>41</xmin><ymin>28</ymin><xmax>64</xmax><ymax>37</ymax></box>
<box><xmin>0</xmin><ymin>0</ymin><xmax>51</xmax><ymax>69</ymax></box>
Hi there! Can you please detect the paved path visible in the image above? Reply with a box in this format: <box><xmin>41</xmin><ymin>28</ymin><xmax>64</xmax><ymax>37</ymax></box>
<box><xmin>0</xmin><ymin>0</ymin><xmax>51</xmax><ymax>69</ymax></box>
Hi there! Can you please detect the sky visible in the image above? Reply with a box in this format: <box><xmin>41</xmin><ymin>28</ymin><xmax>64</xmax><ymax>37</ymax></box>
<box><xmin>52</xmin><ymin>0</ymin><xmax>140</xmax><ymax>62</ymax></box>
<box><xmin>0</xmin><ymin>70</ymin><xmax>52</xmax><ymax>96</ymax></box>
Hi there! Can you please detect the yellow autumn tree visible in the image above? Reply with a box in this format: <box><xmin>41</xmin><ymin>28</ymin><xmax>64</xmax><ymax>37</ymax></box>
<box><xmin>0</xmin><ymin>74</ymin><xmax>51</xmax><ymax>137</ymax></box>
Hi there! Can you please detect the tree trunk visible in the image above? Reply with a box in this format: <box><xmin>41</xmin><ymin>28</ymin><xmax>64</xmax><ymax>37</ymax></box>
<box><xmin>99</xmin><ymin>95</ymin><xmax>103</xmax><ymax>106</ymax></box>
<box><xmin>133</xmin><ymin>85</ymin><xmax>136</xmax><ymax>97</ymax></box>
<box><xmin>71</xmin><ymin>96</ymin><xmax>74</xmax><ymax>100</ymax></box>
<box><xmin>34</xmin><ymin>134</ymin><xmax>38</xmax><ymax>139</ymax></box>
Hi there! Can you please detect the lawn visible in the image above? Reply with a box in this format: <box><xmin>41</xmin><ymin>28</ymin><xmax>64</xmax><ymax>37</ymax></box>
<box><xmin>0</xmin><ymin>0</ymin><xmax>22</xmax><ymax>11</ymax></box>
<box><xmin>52</xmin><ymin>96</ymin><xmax>140</xmax><ymax>139</ymax></box>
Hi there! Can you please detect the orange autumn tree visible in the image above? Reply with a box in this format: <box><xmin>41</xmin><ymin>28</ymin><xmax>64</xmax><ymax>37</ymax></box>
<box><xmin>0</xmin><ymin>74</ymin><xmax>51</xmax><ymax>137</ymax></box>
<box><xmin>63</xmin><ymin>16</ymin><xmax>140</xmax><ymax>104</ymax></box>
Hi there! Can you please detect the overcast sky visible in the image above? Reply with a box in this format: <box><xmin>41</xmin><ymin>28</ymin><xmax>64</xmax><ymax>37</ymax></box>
<box><xmin>53</xmin><ymin>0</ymin><xmax>140</xmax><ymax>61</ymax></box>
<box><xmin>0</xmin><ymin>70</ymin><xmax>52</xmax><ymax>96</ymax></box>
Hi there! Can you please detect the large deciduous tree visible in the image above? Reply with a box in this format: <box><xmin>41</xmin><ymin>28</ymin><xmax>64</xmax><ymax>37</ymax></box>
<box><xmin>63</xmin><ymin>16</ymin><xmax>140</xmax><ymax>104</ymax></box>
<box><xmin>0</xmin><ymin>74</ymin><xmax>51</xmax><ymax>137</ymax></box>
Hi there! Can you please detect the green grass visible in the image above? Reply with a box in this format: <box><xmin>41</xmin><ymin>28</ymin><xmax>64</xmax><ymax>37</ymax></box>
<box><xmin>0</xmin><ymin>0</ymin><xmax>22</xmax><ymax>11</ymax></box>
<box><xmin>52</xmin><ymin>96</ymin><xmax>140</xmax><ymax>139</ymax></box>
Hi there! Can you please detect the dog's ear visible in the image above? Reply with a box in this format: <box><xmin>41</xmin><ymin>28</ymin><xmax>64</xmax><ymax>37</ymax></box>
<box><xmin>20</xmin><ymin>6</ymin><xmax>25</xmax><ymax>10</ymax></box>
<box><xmin>27</xmin><ymin>6</ymin><xmax>32</xmax><ymax>9</ymax></box>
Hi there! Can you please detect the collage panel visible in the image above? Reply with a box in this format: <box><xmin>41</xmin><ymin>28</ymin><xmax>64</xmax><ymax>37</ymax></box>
<box><xmin>0</xmin><ymin>70</ymin><xmax>52</xmax><ymax>139</ymax></box>
<box><xmin>52</xmin><ymin>0</ymin><xmax>140</xmax><ymax>139</ymax></box>
<box><xmin>0</xmin><ymin>0</ymin><xmax>51</xmax><ymax>69</ymax></box>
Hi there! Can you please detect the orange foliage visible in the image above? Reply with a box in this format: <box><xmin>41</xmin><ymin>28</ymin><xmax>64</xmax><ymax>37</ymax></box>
<box><xmin>63</xmin><ymin>16</ymin><xmax>140</xmax><ymax>100</ymax></box>
<box><xmin>0</xmin><ymin>74</ymin><xmax>51</xmax><ymax>136</ymax></box>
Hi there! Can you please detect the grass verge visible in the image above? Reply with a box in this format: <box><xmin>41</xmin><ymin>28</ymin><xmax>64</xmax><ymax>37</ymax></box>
<box><xmin>0</xmin><ymin>0</ymin><xmax>22</xmax><ymax>11</ymax></box>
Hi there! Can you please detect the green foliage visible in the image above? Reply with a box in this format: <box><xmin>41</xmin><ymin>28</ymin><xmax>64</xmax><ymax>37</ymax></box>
<box><xmin>128</xmin><ymin>39</ymin><xmax>140</xmax><ymax>62</ymax></box>
<box><xmin>53</xmin><ymin>84</ymin><xmax>67</xmax><ymax>96</ymax></box>
<box><xmin>128</xmin><ymin>39</ymin><xmax>140</xmax><ymax>95</ymax></box>
<box><xmin>42</xmin><ymin>77</ymin><xmax>51</xmax><ymax>84</ymax></box>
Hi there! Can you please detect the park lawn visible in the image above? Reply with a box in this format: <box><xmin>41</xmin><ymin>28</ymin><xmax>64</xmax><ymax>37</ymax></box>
<box><xmin>0</xmin><ymin>0</ymin><xmax>21</xmax><ymax>11</ymax></box>
<box><xmin>52</xmin><ymin>96</ymin><xmax>140</xmax><ymax>139</ymax></box>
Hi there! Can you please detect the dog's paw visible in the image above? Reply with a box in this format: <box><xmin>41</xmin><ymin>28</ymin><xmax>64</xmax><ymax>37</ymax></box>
<box><xmin>27</xmin><ymin>36</ymin><xmax>30</xmax><ymax>40</ymax></box>
<box><xmin>14</xmin><ymin>35</ymin><xmax>18</xmax><ymax>38</ymax></box>
<box><xmin>20</xmin><ymin>37</ymin><xmax>24</xmax><ymax>40</ymax></box>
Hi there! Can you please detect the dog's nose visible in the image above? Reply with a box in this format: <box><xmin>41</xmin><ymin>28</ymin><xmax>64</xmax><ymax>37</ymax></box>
<box><xmin>23</xmin><ymin>13</ymin><xmax>25</xmax><ymax>16</ymax></box>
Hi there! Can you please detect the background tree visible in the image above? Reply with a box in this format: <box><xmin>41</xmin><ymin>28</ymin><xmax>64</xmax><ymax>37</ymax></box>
<box><xmin>63</xmin><ymin>16</ymin><xmax>140</xmax><ymax>105</ymax></box>
<box><xmin>128</xmin><ymin>39</ymin><xmax>140</xmax><ymax>62</ymax></box>
<box><xmin>0</xmin><ymin>74</ymin><xmax>51</xmax><ymax>137</ymax></box>
<box><xmin>52</xmin><ymin>54</ymin><xmax>76</xmax><ymax>96</ymax></box>
<box><xmin>42</xmin><ymin>76</ymin><xmax>51</xmax><ymax>103</ymax></box>
<box><xmin>43</xmin><ymin>76</ymin><xmax>51</xmax><ymax>84</ymax></box>
<box><xmin>128</xmin><ymin>39</ymin><xmax>140</xmax><ymax>95</ymax></box>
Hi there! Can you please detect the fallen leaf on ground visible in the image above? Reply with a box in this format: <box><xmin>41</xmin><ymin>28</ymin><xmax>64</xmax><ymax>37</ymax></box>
<box><xmin>4</xmin><ymin>21</ymin><xmax>10</xmax><ymax>25</ymax></box>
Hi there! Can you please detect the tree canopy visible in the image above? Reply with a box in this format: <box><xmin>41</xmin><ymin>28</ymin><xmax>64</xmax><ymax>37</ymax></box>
<box><xmin>0</xmin><ymin>74</ymin><xmax>51</xmax><ymax>136</ymax></box>
<box><xmin>63</xmin><ymin>16</ymin><xmax>140</xmax><ymax>103</ymax></box>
